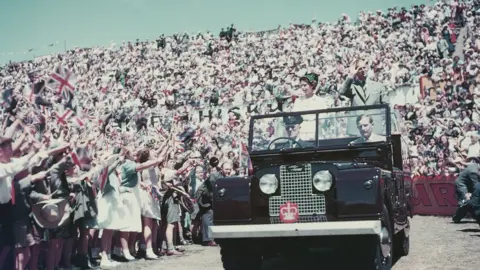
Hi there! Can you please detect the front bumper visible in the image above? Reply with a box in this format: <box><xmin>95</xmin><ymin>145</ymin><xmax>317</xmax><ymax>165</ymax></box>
<box><xmin>210</xmin><ymin>220</ymin><xmax>381</xmax><ymax>239</ymax></box>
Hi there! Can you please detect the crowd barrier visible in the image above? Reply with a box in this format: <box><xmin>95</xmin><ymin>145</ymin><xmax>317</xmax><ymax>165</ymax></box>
<box><xmin>411</xmin><ymin>174</ymin><xmax>457</xmax><ymax>216</ymax></box>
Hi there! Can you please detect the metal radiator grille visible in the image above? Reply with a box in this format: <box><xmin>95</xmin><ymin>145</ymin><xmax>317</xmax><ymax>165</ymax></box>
<box><xmin>269</xmin><ymin>215</ymin><xmax>328</xmax><ymax>224</ymax></box>
<box><xmin>268</xmin><ymin>164</ymin><xmax>326</xmax><ymax>216</ymax></box>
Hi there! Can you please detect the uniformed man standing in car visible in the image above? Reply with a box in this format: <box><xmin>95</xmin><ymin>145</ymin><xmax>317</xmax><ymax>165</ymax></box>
<box><xmin>453</xmin><ymin>156</ymin><xmax>480</xmax><ymax>223</ymax></box>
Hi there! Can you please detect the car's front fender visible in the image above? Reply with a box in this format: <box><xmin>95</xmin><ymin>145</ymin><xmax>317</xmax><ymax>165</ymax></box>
<box><xmin>213</xmin><ymin>176</ymin><xmax>253</xmax><ymax>223</ymax></box>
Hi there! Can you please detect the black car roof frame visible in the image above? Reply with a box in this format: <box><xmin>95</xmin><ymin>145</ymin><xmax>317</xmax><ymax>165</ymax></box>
<box><xmin>248</xmin><ymin>104</ymin><xmax>392</xmax><ymax>153</ymax></box>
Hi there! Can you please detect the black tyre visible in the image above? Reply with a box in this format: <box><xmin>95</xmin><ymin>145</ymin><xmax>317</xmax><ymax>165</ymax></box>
<box><xmin>220</xmin><ymin>240</ymin><xmax>262</xmax><ymax>270</ymax></box>
<box><xmin>360</xmin><ymin>205</ymin><xmax>393</xmax><ymax>270</ymax></box>
<box><xmin>393</xmin><ymin>220</ymin><xmax>410</xmax><ymax>258</ymax></box>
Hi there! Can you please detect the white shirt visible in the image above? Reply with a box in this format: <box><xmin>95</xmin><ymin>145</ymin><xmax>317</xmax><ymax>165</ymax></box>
<box><xmin>350</xmin><ymin>133</ymin><xmax>386</xmax><ymax>143</ymax></box>
<box><xmin>0</xmin><ymin>155</ymin><xmax>35</xmax><ymax>204</ymax></box>
<box><xmin>291</xmin><ymin>95</ymin><xmax>335</xmax><ymax>140</ymax></box>
<box><xmin>467</xmin><ymin>142</ymin><xmax>480</xmax><ymax>158</ymax></box>
<box><xmin>291</xmin><ymin>95</ymin><xmax>334</xmax><ymax>113</ymax></box>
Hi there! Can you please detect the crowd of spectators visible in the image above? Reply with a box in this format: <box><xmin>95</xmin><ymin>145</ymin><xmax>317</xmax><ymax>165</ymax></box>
<box><xmin>1</xmin><ymin>0</ymin><xmax>480</xmax><ymax>269</ymax></box>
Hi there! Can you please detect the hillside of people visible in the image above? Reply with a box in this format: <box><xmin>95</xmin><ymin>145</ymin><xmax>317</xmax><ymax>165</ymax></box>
<box><xmin>1</xmin><ymin>0</ymin><xmax>480</xmax><ymax>269</ymax></box>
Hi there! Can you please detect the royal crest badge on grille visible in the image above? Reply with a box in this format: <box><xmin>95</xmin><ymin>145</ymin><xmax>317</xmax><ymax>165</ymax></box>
<box><xmin>279</xmin><ymin>201</ymin><xmax>299</xmax><ymax>223</ymax></box>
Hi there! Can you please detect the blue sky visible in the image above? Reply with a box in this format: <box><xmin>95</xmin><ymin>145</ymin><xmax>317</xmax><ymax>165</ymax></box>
<box><xmin>0</xmin><ymin>0</ymin><xmax>426</xmax><ymax>64</ymax></box>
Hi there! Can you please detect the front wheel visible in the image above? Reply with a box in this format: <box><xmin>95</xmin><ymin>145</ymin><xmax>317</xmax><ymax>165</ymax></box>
<box><xmin>360</xmin><ymin>205</ymin><xmax>393</xmax><ymax>270</ymax></box>
<box><xmin>394</xmin><ymin>221</ymin><xmax>410</xmax><ymax>258</ymax></box>
<box><xmin>220</xmin><ymin>240</ymin><xmax>262</xmax><ymax>270</ymax></box>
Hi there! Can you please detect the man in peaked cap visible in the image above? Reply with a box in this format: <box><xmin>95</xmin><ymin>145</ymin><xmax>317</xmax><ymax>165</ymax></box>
<box><xmin>270</xmin><ymin>115</ymin><xmax>313</xmax><ymax>149</ymax></box>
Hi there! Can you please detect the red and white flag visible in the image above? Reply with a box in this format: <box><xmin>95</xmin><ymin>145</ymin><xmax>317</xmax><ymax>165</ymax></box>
<box><xmin>55</xmin><ymin>108</ymin><xmax>85</xmax><ymax>128</ymax></box>
<box><xmin>46</xmin><ymin>65</ymin><xmax>77</xmax><ymax>98</ymax></box>
<box><xmin>96</xmin><ymin>167</ymin><xmax>109</xmax><ymax>192</ymax></box>
<box><xmin>157</xmin><ymin>127</ymin><xmax>168</xmax><ymax>139</ymax></box>
<box><xmin>175</xmin><ymin>137</ymin><xmax>185</xmax><ymax>153</ymax></box>
<box><xmin>240</xmin><ymin>142</ymin><xmax>253</xmax><ymax>176</ymax></box>
<box><xmin>55</xmin><ymin>108</ymin><xmax>75</xmax><ymax>125</ymax></box>
<box><xmin>22</xmin><ymin>81</ymin><xmax>46</xmax><ymax>103</ymax></box>
<box><xmin>70</xmin><ymin>146</ymin><xmax>91</xmax><ymax>168</ymax></box>
<box><xmin>73</xmin><ymin>117</ymin><xmax>85</xmax><ymax>128</ymax></box>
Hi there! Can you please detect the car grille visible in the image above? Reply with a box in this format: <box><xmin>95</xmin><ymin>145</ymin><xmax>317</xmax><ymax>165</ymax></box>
<box><xmin>269</xmin><ymin>215</ymin><xmax>327</xmax><ymax>224</ymax></box>
<box><xmin>269</xmin><ymin>164</ymin><xmax>326</xmax><ymax>216</ymax></box>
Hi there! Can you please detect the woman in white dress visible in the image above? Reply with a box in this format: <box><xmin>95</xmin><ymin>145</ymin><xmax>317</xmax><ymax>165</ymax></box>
<box><xmin>114</xmin><ymin>143</ymin><xmax>170</xmax><ymax>261</ymax></box>
<box><xmin>138</xmin><ymin>166</ymin><xmax>162</xmax><ymax>259</ymax></box>
<box><xmin>90</xmin><ymin>151</ymin><xmax>129</xmax><ymax>268</ymax></box>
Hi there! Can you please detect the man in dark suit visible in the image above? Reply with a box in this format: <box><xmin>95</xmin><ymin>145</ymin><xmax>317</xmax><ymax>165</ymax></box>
<box><xmin>195</xmin><ymin>158</ymin><xmax>225</xmax><ymax>246</ymax></box>
<box><xmin>453</xmin><ymin>157</ymin><xmax>480</xmax><ymax>223</ymax></box>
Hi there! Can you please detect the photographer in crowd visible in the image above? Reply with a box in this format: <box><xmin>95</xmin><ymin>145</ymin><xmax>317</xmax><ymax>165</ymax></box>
<box><xmin>453</xmin><ymin>156</ymin><xmax>480</xmax><ymax>223</ymax></box>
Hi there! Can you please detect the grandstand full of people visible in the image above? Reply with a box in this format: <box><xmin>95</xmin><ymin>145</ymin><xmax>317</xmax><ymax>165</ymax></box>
<box><xmin>1</xmin><ymin>0</ymin><xmax>480</xmax><ymax>269</ymax></box>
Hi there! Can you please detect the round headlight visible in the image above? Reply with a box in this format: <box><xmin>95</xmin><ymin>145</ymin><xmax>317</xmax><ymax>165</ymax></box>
<box><xmin>313</xmin><ymin>170</ymin><xmax>333</xmax><ymax>192</ymax></box>
<box><xmin>259</xmin><ymin>174</ymin><xmax>278</xmax><ymax>195</ymax></box>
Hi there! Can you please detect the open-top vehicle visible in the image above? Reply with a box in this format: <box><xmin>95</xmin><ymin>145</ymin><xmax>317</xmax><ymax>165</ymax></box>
<box><xmin>210</xmin><ymin>104</ymin><xmax>412</xmax><ymax>270</ymax></box>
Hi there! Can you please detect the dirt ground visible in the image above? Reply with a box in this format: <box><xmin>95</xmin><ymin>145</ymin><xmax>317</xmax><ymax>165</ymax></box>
<box><xmin>115</xmin><ymin>216</ymin><xmax>480</xmax><ymax>270</ymax></box>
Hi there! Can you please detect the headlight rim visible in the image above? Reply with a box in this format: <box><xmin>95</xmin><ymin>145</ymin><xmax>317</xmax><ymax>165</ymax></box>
<box><xmin>259</xmin><ymin>174</ymin><xmax>278</xmax><ymax>195</ymax></box>
<box><xmin>312</xmin><ymin>170</ymin><xmax>333</xmax><ymax>192</ymax></box>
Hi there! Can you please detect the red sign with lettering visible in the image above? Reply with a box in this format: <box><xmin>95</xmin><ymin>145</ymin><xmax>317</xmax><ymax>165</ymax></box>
<box><xmin>410</xmin><ymin>174</ymin><xmax>457</xmax><ymax>216</ymax></box>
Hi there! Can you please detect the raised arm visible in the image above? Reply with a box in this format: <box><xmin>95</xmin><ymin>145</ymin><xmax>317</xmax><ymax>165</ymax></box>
<box><xmin>338</xmin><ymin>77</ymin><xmax>354</xmax><ymax>98</ymax></box>
<box><xmin>11</xmin><ymin>132</ymin><xmax>28</xmax><ymax>153</ymax></box>
<box><xmin>135</xmin><ymin>144</ymin><xmax>171</xmax><ymax>172</ymax></box>
<box><xmin>3</xmin><ymin>117</ymin><xmax>23</xmax><ymax>138</ymax></box>
<box><xmin>107</xmin><ymin>157</ymin><xmax>123</xmax><ymax>175</ymax></box>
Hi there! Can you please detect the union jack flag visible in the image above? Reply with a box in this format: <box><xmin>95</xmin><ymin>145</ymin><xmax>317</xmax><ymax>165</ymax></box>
<box><xmin>193</xmin><ymin>128</ymin><xmax>202</xmax><ymax>139</ymax></box>
<box><xmin>241</xmin><ymin>142</ymin><xmax>253</xmax><ymax>175</ymax></box>
<box><xmin>175</xmin><ymin>126</ymin><xmax>196</xmax><ymax>152</ymax></box>
<box><xmin>70</xmin><ymin>146</ymin><xmax>91</xmax><ymax>169</ymax></box>
<box><xmin>23</xmin><ymin>81</ymin><xmax>45</xmax><ymax>103</ymax></box>
<box><xmin>175</xmin><ymin>137</ymin><xmax>185</xmax><ymax>153</ymax></box>
<box><xmin>75</xmin><ymin>108</ymin><xmax>95</xmax><ymax>127</ymax></box>
<box><xmin>157</xmin><ymin>126</ymin><xmax>168</xmax><ymax>139</ymax></box>
<box><xmin>46</xmin><ymin>66</ymin><xmax>76</xmax><ymax>100</ymax></box>
<box><xmin>54</xmin><ymin>108</ymin><xmax>85</xmax><ymax>128</ymax></box>
<box><xmin>31</xmin><ymin>109</ymin><xmax>46</xmax><ymax>125</ymax></box>
<box><xmin>55</xmin><ymin>108</ymin><xmax>74</xmax><ymax>125</ymax></box>
<box><xmin>1</xmin><ymin>88</ymin><xmax>13</xmax><ymax>109</ymax></box>
<box><xmin>27</xmin><ymin>70</ymin><xmax>42</xmax><ymax>83</ymax></box>
<box><xmin>150</xmin><ymin>185</ymin><xmax>162</xmax><ymax>203</ymax></box>
<box><xmin>96</xmin><ymin>167</ymin><xmax>109</xmax><ymax>193</ymax></box>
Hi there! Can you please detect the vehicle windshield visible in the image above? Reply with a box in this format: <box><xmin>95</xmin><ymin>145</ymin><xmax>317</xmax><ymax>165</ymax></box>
<box><xmin>250</xmin><ymin>106</ymin><xmax>392</xmax><ymax>152</ymax></box>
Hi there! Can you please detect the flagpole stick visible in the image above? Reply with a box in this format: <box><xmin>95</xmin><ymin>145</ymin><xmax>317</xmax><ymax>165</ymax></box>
<box><xmin>169</xmin><ymin>113</ymin><xmax>176</xmax><ymax>149</ymax></box>
<box><xmin>170</xmin><ymin>186</ymin><xmax>191</xmax><ymax>198</ymax></box>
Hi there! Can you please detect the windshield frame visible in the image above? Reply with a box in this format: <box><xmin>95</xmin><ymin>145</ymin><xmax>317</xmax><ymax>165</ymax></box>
<box><xmin>248</xmin><ymin>104</ymin><xmax>392</xmax><ymax>155</ymax></box>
